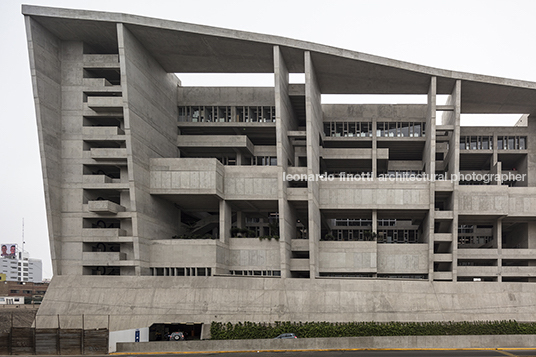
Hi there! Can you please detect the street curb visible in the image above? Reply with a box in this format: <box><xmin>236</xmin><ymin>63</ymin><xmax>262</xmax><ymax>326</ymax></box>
<box><xmin>111</xmin><ymin>347</ymin><xmax>536</xmax><ymax>355</ymax></box>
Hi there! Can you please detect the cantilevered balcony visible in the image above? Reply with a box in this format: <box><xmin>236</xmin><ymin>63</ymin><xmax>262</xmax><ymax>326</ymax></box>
<box><xmin>291</xmin><ymin>240</ymin><xmax>309</xmax><ymax>251</ymax></box>
<box><xmin>82</xmin><ymin>126</ymin><xmax>125</xmax><ymax>137</ymax></box>
<box><xmin>87</xmin><ymin>96</ymin><xmax>123</xmax><ymax>113</ymax></box>
<box><xmin>502</xmin><ymin>266</ymin><xmax>536</xmax><ymax>277</ymax></box>
<box><xmin>150</xmin><ymin>158</ymin><xmax>224</xmax><ymax>197</ymax></box>
<box><xmin>433</xmin><ymin>272</ymin><xmax>453</xmax><ymax>280</ymax></box>
<box><xmin>457</xmin><ymin>266</ymin><xmax>499</xmax><ymax>277</ymax></box>
<box><xmin>83</xmin><ymin>78</ymin><xmax>116</xmax><ymax>87</ymax></box>
<box><xmin>89</xmin><ymin>148</ymin><xmax>128</xmax><ymax>161</ymax></box>
<box><xmin>82</xmin><ymin>228</ymin><xmax>126</xmax><ymax>237</ymax></box>
<box><xmin>290</xmin><ymin>258</ymin><xmax>310</xmax><ymax>271</ymax></box>
<box><xmin>83</xmin><ymin>174</ymin><xmax>113</xmax><ymax>184</ymax></box>
<box><xmin>434</xmin><ymin>233</ymin><xmax>453</xmax><ymax>242</ymax></box>
<box><xmin>177</xmin><ymin>135</ymin><xmax>254</xmax><ymax>155</ymax></box>
<box><xmin>88</xmin><ymin>200</ymin><xmax>126</xmax><ymax>214</ymax></box>
<box><xmin>319</xmin><ymin>180</ymin><xmax>430</xmax><ymax>210</ymax></box>
<box><xmin>82</xmin><ymin>252</ymin><xmax>127</xmax><ymax>262</ymax></box>
<box><xmin>433</xmin><ymin>253</ymin><xmax>453</xmax><ymax>262</ymax></box>
<box><xmin>83</xmin><ymin>54</ymin><xmax>120</xmax><ymax>68</ymax></box>
<box><xmin>321</xmin><ymin>148</ymin><xmax>388</xmax><ymax>160</ymax></box>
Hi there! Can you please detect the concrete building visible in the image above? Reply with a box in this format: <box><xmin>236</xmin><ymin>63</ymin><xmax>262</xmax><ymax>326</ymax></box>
<box><xmin>24</xmin><ymin>5</ymin><xmax>536</xmax><ymax>335</ymax></box>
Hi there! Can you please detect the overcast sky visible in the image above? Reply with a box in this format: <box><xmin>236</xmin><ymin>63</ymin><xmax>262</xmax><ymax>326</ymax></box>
<box><xmin>0</xmin><ymin>0</ymin><xmax>534</xmax><ymax>279</ymax></box>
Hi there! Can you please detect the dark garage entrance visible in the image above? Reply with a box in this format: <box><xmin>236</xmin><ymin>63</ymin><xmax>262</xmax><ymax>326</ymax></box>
<box><xmin>149</xmin><ymin>323</ymin><xmax>203</xmax><ymax>341</ymax></box>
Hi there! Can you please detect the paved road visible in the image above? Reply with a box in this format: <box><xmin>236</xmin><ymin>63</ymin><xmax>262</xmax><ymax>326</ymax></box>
<box><xmin>30</xmin><ymin>351</ymin><xmax>536</xmax><ymax>357</ymax></box>
<box><xmin>104</xmin><ymin>350</ymin><xmax>536</xmax><ymax>357</ymax></box>
<box><xmin>176</xmin><ymin>351</ymin><xmax>535</xmax><ymax>357</ymax></box>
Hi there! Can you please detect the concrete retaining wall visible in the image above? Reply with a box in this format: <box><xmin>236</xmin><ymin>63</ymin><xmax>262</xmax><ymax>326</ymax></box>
<box><xmin>117</xmin><ymin>335</ymin><xmax>536</xmax><ymax>353</ymax></box>
<box><xmin>35</xmin><ymin>276</ymin><xmax>536</xmax><ymax>331</ymax></box>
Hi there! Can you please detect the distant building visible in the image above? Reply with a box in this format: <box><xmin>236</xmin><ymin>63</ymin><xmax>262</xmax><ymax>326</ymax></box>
<box><xmin>0</xmin><ymin>280</ymin><xmax>49</xmax><ymax>304</ymax></box>
<box><xmin>0</xmin><ymin>252</ymin><xmax>43</xmax><ymax>283</ymax></box>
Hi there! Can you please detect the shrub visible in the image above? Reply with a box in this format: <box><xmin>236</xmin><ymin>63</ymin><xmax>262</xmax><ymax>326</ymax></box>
<box><xmin>210</xmin><ymin>320</ymin><xmax>536</xmax><ymax>340</ymax></box>
<box><xmin>323</xmin><ymin>233</ymin><xmax>335</xmax><ymax>241</ymax></box>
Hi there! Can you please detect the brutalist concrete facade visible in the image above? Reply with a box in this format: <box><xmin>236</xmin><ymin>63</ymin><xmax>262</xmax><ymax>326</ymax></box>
<box><xmin>24</xmin><ymin>5</ymin><xmax>536</xmax><ymax>332</ymax></box>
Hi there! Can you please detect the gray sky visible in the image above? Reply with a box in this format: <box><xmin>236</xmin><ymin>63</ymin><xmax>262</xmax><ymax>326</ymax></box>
<box><xmin>1</xmin><ymin>0</ymin><xmax>534</xmax><ymax>279</ymax></box>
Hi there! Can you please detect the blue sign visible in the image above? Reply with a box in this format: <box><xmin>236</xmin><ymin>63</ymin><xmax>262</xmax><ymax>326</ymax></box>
<box><xmin>135</xmin><ymin>329</ymin><xmax>140</xmax><ymax>342</ymax></box>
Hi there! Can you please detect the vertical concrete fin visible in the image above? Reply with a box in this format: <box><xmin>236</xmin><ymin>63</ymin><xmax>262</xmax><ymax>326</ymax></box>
<box><xmin>24</xmin><ymin>16</ymin><xmax>63</xmax><ymax>275</ymax></box>
<box><xmin>305</xmin><ymin>52</ymin><xmax>322</xmax><ymax>279</ymax></box>
<box><xmin>274</xmin><ymin>45</ymin><xmax>295</xmax><ymax>278</ymax></box>
<box><xmin>449</xmin><ymin>80</ymin><xmax>461</xmax><ymax>281</ymax></box>
<box><xmin>426</xmin><ymin>77</ymin><xmax>437</xmax><ymax>281</ymax></box>
<box><xmin>118</xmin><ymin>23</ymin><xmax>181</xmax><ymax>275</ymax></box>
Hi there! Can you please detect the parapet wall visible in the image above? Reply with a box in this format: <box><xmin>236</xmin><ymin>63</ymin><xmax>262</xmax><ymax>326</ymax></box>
<box><xmin>117</xmin><ymin>335</ymin><xmax>536</xmax><ymax>353</ymax></box>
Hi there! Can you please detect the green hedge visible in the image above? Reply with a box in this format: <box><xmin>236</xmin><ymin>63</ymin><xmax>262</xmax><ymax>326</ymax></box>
<box><xmin>210</xmin><ymin>320</ymin><xmax>536</xmax><ymax>340</ymax></box>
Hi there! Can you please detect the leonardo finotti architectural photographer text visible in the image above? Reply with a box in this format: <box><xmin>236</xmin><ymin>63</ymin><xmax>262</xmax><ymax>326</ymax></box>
<box><xmin>283</xmin><ymin>171</ymin><xmax>527</xmax><ymax>184</ymax></box>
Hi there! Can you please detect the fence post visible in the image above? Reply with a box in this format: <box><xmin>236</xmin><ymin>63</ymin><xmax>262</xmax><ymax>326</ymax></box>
<box><xmin>56</xmin><ymin>328</ymin><xmax>59</xmax><ymax>355</ymax></box>
<box><xmin>57</xmin><ymin>315</ymin><xmax>61</xmax><ymax>355</ymax></box>
<box><xmin>9</xmin><ymin>312</ymin><xmax>13</xmax><ymax>355</ymax></box>
<box><xmin>81</xmin><ymin>314</ymin><xmax>84</xmax><ymax>355</ymax></box>
<box><xmin>8</xmin><ymin>327</ymin><xmax>12</xmax><ymax>355</ymax></box>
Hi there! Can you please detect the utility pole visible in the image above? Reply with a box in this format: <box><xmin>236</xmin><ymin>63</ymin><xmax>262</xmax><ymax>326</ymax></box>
<box><xmin>22</xmin><ymin>218</ymin><xmax>25</xmax><ymax>258</ymax></box>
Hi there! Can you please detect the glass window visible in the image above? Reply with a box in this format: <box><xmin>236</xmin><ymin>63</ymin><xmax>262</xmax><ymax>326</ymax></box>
<box><xmin>191</xmin><ymin>107</ymin><xmax>200</xmax><ymax>122</ymax></box>
<box><xmin>520</xmin><ymin>137</ymin><xmax>526</xmax><ymax>150</ymax></box>
<box><xmin>470</xmin><ymin>137</ymin><xmax>477</xmax><ymax>150</ymax></box>
<box><xmin>460</xmin><ymin>137</ymin><xmax>467</xmax><ymax>150</ymax></box>
<box><xmin>400</xmin><ymin>122</ymin><xmax>409</xmax><ymax>137</ymax></box>
<box><xmin>362</xmin><ymin>123</ymin><xmax>370</xmax><ymax>137</ymax></box>
<box><xmin>236</xmin><ymin>107</ymin><xmax>245</xmax><ymax>122</ymax></box>
<box><xmin>483</xmin><ymin>137</ymin><xmax>490</xmax><ymax>149</ymax></box>
<box><xmin>376</xmin><ymin>122</ymin><xmax>383</xmax><ymax>137</ymax></box>
<box><xmin>348</xmin><ymin>122</ymin><xmax>356</xmax><ymax>137</ymax></box>
<box><xmin>508</xmin><ymin>137</ymin><xmax>515</xmax><ymax>150</ymax></box>
<box><xmin>413</xmin><ymin>123</ymin><xmax>421</xmax><ymax>137</ymax></box>
<box><xmin>335</xmin><ymin>123</ymin><xmax>343</xmax><ymax>137</ymax></box>
<box><xmin>324</xmin><ymin>123</ymin><xmax>330</xmax><ymax>136</ymax></box>
<box><xmin>388</xmin><ymin>123</ymin><xmax>396</xmax><ymax>137</ymax></box>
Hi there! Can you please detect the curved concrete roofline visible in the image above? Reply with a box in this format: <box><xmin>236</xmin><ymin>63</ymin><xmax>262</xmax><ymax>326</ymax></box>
<box><xmin>21</xmin><ymin>4</ymin><xmax>536</xmax><ymax>90</ymax></box>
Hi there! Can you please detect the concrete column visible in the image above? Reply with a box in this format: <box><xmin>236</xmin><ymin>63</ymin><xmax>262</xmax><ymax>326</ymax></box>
<box><xmin>372</xmin><ymin>117</ymin><xmax>377</xmax><ymax>177</ymax></box>
<box><xmin>496</xmin><ymin>217</ymin><xmax>503</xmax><ymax>282</ymax></box>
<box><xmin>305</xmin><ymin>51</ymin><xmax>323</xmax><ymax>279</ymax></box>
<box><xmin>219</xmin><ymin>200</ymin><xmax>231</xmax><ymax>244</ymax></box>
<box><xmin>527</xmin><ymin>222</ymin><xmax>536</xmax><ymax>249</ymax></box>
<box><xmin>527</xmin><ymin>116</ymin><xmax>536</xmax><ymax>187</ymax></box>
<box><xmin>426</xmin><ymin>77</ymin><xmax>437</xmax><ymax>281</ymax></box>
<box><xmin>493</xmin><ymin>134</ymin><xmax>498</xmax><ymax>165</ymax></box>
<box><xmin>372</xmin><ymin>210</ymin><xmax>378</xmax><ymax>237</ymax></box>
<box><xmin>450</xmin><ymin>80</ymin><xmax>461</xmax><ymax>281</ymax></box>
<box><xmin>236</xmin><ymin>211</ymin><xmax>246</xmax><ymax>229</ymax></box>
<box><xmin>274</xmin><ymin>45</ymin><xmax>298</xmax><ymax>278</ymax></box>
<box><xmin>425</xmin><ymin>77</ymin><xmax>437</xmax><ymax>177</ymax></box>
<box><xmin>491</xmin><ymin>162</ymin><xmax>502</xmax><ymax>185</ymax></box>
<box><xmin>279</xmin><ymin>201</ymin><xmax>296</xmax><ymax>278</ymax></box>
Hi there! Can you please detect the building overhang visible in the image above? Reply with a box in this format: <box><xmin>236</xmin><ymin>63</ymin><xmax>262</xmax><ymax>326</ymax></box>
<box><xmin>22</xmin><ymin>4</ymin><xmax>536</xmax><ymax>115</ymax></box>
